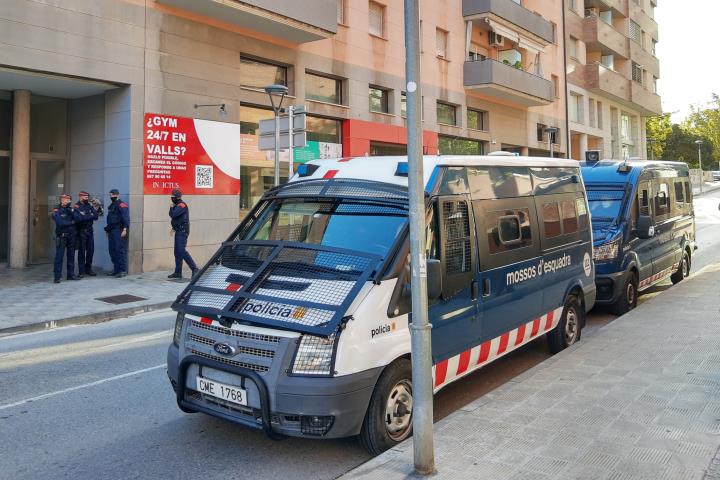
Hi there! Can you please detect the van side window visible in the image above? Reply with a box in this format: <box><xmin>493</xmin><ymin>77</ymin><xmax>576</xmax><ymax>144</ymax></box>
<box><xmin>654</xmin><ymin>182</ymin><xmax>669</xmax><ymax>217</ymax></box>
<box><xmin>486</xmin><ymin>208</ymin><xmax>532</xmax><ymax>254</ymax></box>
<box><xmin>442</xmin><ymin>201</ymin><xmax>471</xmax><ymax>274</ymax></box>
<box><xmin>561</xmin><ymin>200</ymin><xmax>578</xmax><ymax>234</ymax></box>
<box><xmin>542</xmin><ymin>202</ymin><xmax>561</xmax><ymax>238</ymax></box>
<box><xmin>639</xmin><ymin>186</ymin><xmax>650</xmax><ymax>216</ymax></box>
<box><xmin>674</xmin><ymin>181</ymin><xmax>685</xmax><ymax>205</ymax></box>
<box><xmin>684</xmin><ymin>181</ymin><xmax>692</xmax><ymax>204</ymax></box>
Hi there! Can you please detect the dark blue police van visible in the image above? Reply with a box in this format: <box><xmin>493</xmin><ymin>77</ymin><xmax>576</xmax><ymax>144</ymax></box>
<box><xmin>580</xmin><ymin>157</ymin><xmax>695</xmax><ymax>314</ymax></box>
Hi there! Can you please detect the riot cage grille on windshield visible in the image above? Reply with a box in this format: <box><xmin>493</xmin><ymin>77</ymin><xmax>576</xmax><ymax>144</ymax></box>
<box><xmin>173</xmin><ymin>240</ymin><xmax>382</xmax><ymax>337</ymax></box>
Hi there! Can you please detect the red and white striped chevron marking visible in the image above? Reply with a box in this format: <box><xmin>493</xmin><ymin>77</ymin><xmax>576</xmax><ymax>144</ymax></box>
<box><xmin>432</xmin><ymin>306</ymin><xmax>564</xmax><ymax>392</ymax></box>
<box><xmin>638</xmin><ymin>262</ymin><xmax>679</xmax><ymax>290</ymax></box>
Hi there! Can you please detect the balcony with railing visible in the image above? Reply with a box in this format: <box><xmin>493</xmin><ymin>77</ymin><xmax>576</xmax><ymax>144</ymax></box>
<box><xmin>463</xmin><ymin>0</ymin><xmax>554</xmax><ymax>44</ymax></box>
<box><xmin>629</xmin><ymin>41</ymin><xmax>660</xmax><ymax>77</ymax></box>
<box><xmin>155</xmin><ymin>0</ymin><xmax>337</xmax><ymax>43</ymax></box>
<box><xmin>585</xmin><ymin>63</ymin><xmax>631</xmax><ymax>103</ymax></box>
<box><xmin>464</xmin><ymin>58</ymin><xmax>554</xmax><ymax>106</ymax></box>
<box><xmin>631</xmin><ymin>81</ymin><xmax>662</xmax><ymax>115</ymax></box>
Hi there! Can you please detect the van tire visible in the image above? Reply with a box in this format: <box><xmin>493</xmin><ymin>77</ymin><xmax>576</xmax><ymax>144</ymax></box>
<box><xmin>548</xmin><ymin>295</ymin><xmax>583</xmax><ymax>354</ymax></box>
<box><xmin>359</xmin><ymin>358</ymin><xmax>413</xmax><ymax>456</ymax></box>
<box><xmin>671</xmin><ymin>251</ymin><xmax>690</xmax><ymax>284</ymax></box>
<box><xmin>611</xmin><ymin>272</ymin><xmax>638</xmax><ymax>315</ymax></box>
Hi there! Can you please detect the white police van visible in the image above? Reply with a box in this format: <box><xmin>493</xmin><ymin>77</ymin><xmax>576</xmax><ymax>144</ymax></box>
<box><xmin>167</xmin><ymin>155</ymin><xmax>595</xmax><ymax>454</ymax></box>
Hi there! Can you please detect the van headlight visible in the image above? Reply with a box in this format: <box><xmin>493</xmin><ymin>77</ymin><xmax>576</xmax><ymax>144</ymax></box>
<box><xmin>291</xmin><ymin>334</ymin><xmax>336</xmax><ymax>376</ymax></box>
<box><xmin>593</xmin><ymin>239</ymin><xmax>620</xmax><ymax>262</ymax></box>
<box><xmin>173</xmin><ymin>313</ymin><xmax>184</xmax><ymax>346</ymax></box>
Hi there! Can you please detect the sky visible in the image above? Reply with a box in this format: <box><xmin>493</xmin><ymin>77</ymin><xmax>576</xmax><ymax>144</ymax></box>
<box><xmin>656</xmin><ymin>1</ymin><xmax>720</xmax><ymax>123</ymax></box>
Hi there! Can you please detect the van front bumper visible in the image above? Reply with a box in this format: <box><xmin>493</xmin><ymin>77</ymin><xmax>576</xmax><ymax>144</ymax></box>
<box><xmin>593</xmin><ymin>269</ymin><xmax>629</xmax><ymax>305</ymax></box>
<box><xmin>167</xmin><ymin>343</ymin><xmax>382</xmax><ymax>439</ymax></box>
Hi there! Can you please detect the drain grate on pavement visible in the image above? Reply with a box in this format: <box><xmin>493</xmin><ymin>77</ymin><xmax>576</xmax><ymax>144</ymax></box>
<box><xmin>95</xmin><ymin>294</ymin><xmax>147</xmax><ymax>305</ymax></box>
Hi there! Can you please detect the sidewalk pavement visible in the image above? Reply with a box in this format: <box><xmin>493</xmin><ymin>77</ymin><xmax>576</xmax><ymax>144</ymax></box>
<box><xmin>693</xmin><ymin>180</ymin><xmax>720</xmax><ymax>196</ymax></box>
<box><xmin>0</xmin><ymin>264</ymin><xmax>186</xmax><ymax>335</ymax></box>
<box><xmin>344</xmin><ymin>263</ymin><xmax>720</xmax><ymax>480</ymax></box>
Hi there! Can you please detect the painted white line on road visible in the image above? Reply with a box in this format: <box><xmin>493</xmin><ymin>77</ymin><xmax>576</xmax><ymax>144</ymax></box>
<box><xmin>0</xmin><ymin>364</ymin><xmax>166</xmax><ymax>411</ymax></box>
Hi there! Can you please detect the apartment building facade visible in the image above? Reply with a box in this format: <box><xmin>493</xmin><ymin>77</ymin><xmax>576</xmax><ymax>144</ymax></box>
<box><xmin>565</xmin><ymin>0</ymin><xmax>661</xmax><ymax>161</ymax></box>
<box><xmin>0</xmin><ymin>0</ymin><xmax>567</xmax><ymax>273</ymax></box>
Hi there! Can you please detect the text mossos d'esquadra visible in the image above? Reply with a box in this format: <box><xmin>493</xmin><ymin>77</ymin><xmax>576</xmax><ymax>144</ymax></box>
<box><xmin>506</xmin><ymin>254</ymin><xmax>573</xmax><ymax>286</ymax></box>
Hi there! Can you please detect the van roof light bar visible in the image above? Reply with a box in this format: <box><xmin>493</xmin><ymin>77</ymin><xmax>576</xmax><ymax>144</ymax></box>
<box><xmin>395</xmin><ymin>161</ymin><xmax>409</xmax><ymax>177</ymax></box>
<box><xmin>297</xmin><ymin>163</ymin><xmax>320</xmax><ymax>177</ymax></box>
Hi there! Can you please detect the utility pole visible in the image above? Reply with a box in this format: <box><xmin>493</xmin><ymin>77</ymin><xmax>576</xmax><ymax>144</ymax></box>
<box><xmin>695</xmin><ymin>139</ymin><xmax>704</xmax><ymax>193</ymax></box>
<box><xmin>288</xmin><ymin>106</ymin><xmax>294</xmax><ymax>178</ymax></box>
<box><xmin>404</xmin><ymin>0</ymin><xmax>434</xmax><ymax>475</ymax></box>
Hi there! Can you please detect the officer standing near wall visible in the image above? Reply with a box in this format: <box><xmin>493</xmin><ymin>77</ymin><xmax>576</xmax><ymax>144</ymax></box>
<box><xmin>74</xmin><ymin>191</ymin><xmax>100</xmax><ymax>277</ymax></box>
<box><xmin>167</xmin><ymin>189</ymin><xmax>198</xmax><ymax>279</ymax></box>
<box><xmin>52</xmin><ymin>193</ymin><xmax>79</xmax><ymax>283</ymax></box>
<box><xmin>105</xmin><ymin>189</ymin><xmax>129</xmax><ymax>277</ymax></box>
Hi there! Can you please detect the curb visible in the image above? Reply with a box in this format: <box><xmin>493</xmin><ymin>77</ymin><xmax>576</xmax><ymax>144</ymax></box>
<box><xmin>694</xmin><ymin>183</ymin><xmax>720</xmax><ymax>197</ymax></box>
<box><xmin>0</xmin><ymin>301</ymin><xmax>174</xmax><ymax>338</ymax></box>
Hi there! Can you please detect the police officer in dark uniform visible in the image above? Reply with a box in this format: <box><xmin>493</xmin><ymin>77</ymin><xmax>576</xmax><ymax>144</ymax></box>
<box><xmin>168</xmin><ymin>189</ymin><xmax>198</xmax><ymax>279</ymax></box>
<box><xmin>52</xmin><ymin>193</ymin><xmax>79</xmax><ymax>283</ymax></box>
<box><xmin>74</xmin><ymin>191</ymin><xmax>99</xmax><ymax>277</ymax></box>
<box><xmin>105</xmin><ymin>188</ymin><xmax>129</xmax><ymax>277</ymax></box>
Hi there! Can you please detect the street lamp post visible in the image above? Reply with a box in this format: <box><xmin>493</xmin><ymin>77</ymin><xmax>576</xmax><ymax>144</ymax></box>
<box><xmin>647</xmin><ymin>137</ymin><xmax>656</xmax><ymax>161</ymax></box>
<box><xmin>264</xmin><ymin>84</ymin><xmax>289</xmax><ymax>186</ymax></box>
<box><xmin>544</xmin><ymin>126</ymin><xmax>558</xmax><ymax>158</ymax></box>
<box><xmin>695</xmin><ymin>139</ymin><xmax>704</xmax><ymax>193</ymax></box>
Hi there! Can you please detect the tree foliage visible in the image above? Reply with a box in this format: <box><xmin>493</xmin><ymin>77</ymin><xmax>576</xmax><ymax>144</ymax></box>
<box><xmin>662</xmin><ymin>124</ymin><xmax>713</xmax><ymax>168</ymax></box>
<box><xmin>646</xmin><ymin>113</ymin><xmax>672</xmax><ymax>160</ymax></box>
<box><xmin>683</xmin><ymin>93</ymin><xmax>720</xmax><ymax>166</ymax></box>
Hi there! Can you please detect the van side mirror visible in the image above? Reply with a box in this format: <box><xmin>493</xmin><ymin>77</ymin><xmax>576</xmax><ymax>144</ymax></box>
<box><xmin>637</xmin><ymin>215</ymin><xmax>654</xmax><ymax>239</ymax></box>
<box><xmin>426</xmin><ymin>259</ymin><xmax>442</xmax><ymax>299</ymax></box>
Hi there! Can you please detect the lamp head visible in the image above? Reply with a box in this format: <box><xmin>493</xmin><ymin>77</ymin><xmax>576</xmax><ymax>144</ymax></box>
<box><xmin>264</xmin><ymin>84</ymin><xmax>289</xmax><ymax>96</ymax></box>
<box><xmin>695</xmin><ymin>140</ymin><xmax>704</xmax><ymax>145</ymax></box>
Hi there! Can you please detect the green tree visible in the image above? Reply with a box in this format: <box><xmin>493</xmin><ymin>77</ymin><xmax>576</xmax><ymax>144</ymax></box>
<box><xmin>662</xmin><ymin>124</ymin><xmax>713</xmax><ymax>168</ymax></box>
<box><xmin>645</xmin><ymin>113</ymin><xmax>672</xmax><ymax>160</ymax></box>
<box><xmin>683</xmin><ymin>93</ymin><xmax>720</xmax><ymax>166</ymax></box>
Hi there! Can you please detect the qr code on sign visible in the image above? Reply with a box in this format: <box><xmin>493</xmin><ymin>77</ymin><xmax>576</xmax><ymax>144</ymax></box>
<box><xmin>195</xmin><ymin>165</ymin><xmax>213</xmax><ymax>189</ymax></box>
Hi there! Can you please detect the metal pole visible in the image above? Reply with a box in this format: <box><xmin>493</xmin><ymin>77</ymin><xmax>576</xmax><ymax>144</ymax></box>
<box><xmin>404</xmin><ymin>0</ymin><xmax>434</xmax><ymax>475</ymax></box>
<box><xmin>698</xmin><ymin>145</ymin><xmax>703</xmax><ymax>193</ymax></box>
<box><xmin>274</xmin><ymin>111</ymin><xmax>281</xmax><ymax>186</ymax></box>
<box><xmin>288</xmin><ymin>106</ymin><xmax>294</xmax><ymax>178</ymax></box>
<box><xmin>550</xmin><ymin>139</ymin><xmax>554</xmax><ymax>158</ymax></box>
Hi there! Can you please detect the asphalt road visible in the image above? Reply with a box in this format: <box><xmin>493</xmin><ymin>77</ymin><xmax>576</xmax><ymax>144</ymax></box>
<box><xmin>1</xmin><ymin>190</ymin><xmax>719</xmax><ymax>480</ymax></box>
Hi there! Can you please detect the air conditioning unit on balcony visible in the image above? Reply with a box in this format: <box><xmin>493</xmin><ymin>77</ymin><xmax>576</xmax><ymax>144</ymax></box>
<box><xmin>585</xmin><ymin>7</ymin><xmax>598</xmax><ymax>17</ymax></box>
<box><xmin>490</xmin><ymin>32</ymin><xmax>505</xmax><ymax>47</ymax></box>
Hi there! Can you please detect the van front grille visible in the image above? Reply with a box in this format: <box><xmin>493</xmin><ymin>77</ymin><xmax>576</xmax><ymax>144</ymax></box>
<box><xmin>187</xmin><ymin>333</ymin><xmax>275</xmax><ymax>359</ymax></box>
<box><xmin>188</xmin><ymin>349</ymin><xmax>270</xmax><ymax>373</ymax></box>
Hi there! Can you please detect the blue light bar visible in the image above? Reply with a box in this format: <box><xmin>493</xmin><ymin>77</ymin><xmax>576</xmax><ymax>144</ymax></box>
<box><xmin>395</xmin><ymin>162</ymin><xmax>409</xmax><ymax>176</ymax></box>
<box><xmin>298</xmin><ymin>164</ymin><xmax>320</xmax><ymax>177</ymax></box>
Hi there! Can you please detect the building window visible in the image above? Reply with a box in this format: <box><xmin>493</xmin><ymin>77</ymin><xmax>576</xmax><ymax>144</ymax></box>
<box><xmin>435</xmin><ymin>28</ymin><xmax>449</xmax><ymax>59</ymax></box>
<box><xmin>652</xmin><ymin>76</ymin><xmax>658</xmax><ymax>93</ymax></box>
<box><xmin>569</xmin><ymin>93</ymin><xmax>583</xmax><ymax>123</ymax></box>
<box><xmin>652</xmin><ymin>39</ymin><xmax>657</xmax><ymax>56</ymax></box>
<box><xmin>629</xmin><ymin>20</ymin><xmax>641</xmax><ymax>44</ymax></box>
<box><xmin>621</xmin><ymin>113</ymin><xmax>631</xmax><ymax>142</ymax></box>
<box><xmin>632</xmin><ymin>62</ymin><xmax>643</xmax><ymax>84</ymax></box>
<box><xmin>369</xmin><ymin>86</ymin><xmax>390</xmax><ymax>113</ymax></box>
<box><xmin>568</xmin><ymin>36</ymin><xmax>579</xmax><ymax>59</ymax></box>
<box><xmin>305</xmin><ymin>72</ymin><xmax>342</xmax><ymax>105</ymax></box>
<box><xmin>467</xmin><ymin>109</ymin><xmax>488</xmax><ymax>131</ymax></box>
<box><xmin>369</xmin><ymin>1</ymin><xmax>385</xmax><ymax>37</ymax></box>
<box><xmin>438</xmin><ymin>136</ymin><xmax>483</xmax><ymax>155</ymax></box>
<box><xmin>551</xmin><ymin>22</ymin><xmax>558</xmax><ymax>43</ymax></box>
<box><xmin>240</xmin><ymin>57</ymin><xmax>287</xmax><ymax>89</ymax></box>
<box><xmin>597</xmin><ymin>101</ymin><xmax>603</xmax><ymax>129</ymax></box>
<box><xmin>551</xmin><ymin>74</ymin><xmax>560</xmax><ymax>98</ymax></box>
<box><xmin>537</xmin><ymin>124</ymin><xmax>560</xmax><ymax>144</ymax></box>
<box><xmin>569</xmin><ymin>0</ymin><xmax>577</xmax><ymax>12</ymax></box>
<box><xmin>337</xmin><ymin>0</ymin><xmax>345</xmax><ymax>24</ymax></box>
<box><xmin>436</xmin><ymin>101</ymin><xmax>457</xmax><ymax>126</ymax></box>
<box><xmin>401</xmin><ymin>92</ymin><xmax>407</xmax><ymax>117</ymax></box>
<box><xmin>601</xmin><ymin>54</ymin><xmax>614</xmax><ymax>70</ymax></box>
<box><xmin>589</xmin><ymin>99</ymin><xmax>596</xmax><ymax>128</ymax></box>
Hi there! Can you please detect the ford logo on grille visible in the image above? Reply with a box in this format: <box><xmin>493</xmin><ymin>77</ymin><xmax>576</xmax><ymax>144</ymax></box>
<box><xmin>213</xmin><ymin>342</ymin><xmax>236</xmax><ymax>356</ymax></box>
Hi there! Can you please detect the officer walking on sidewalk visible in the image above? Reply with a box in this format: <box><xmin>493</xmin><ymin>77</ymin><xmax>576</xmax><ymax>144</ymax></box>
<box><xmin>52</xmin><ymin>193</ymin><xmax>79</xmax><ymax>283</ymax></box>
<box><xmin>74</xmin><ymin>191</ymin><xmax>100</xmax><ymax>277</ymax></box>
<box><xmin>105</xmin><ymin>188</ymin><xmax>129</xmax><ymax>277</ymax></box>
<box><xmin>167</xmin><ymin>189</ymin><xmax>198</xmax><ymax>279</ymax></box>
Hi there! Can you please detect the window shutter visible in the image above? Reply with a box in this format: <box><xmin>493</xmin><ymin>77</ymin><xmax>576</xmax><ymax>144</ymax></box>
<box><xmin>369</xmin><ymin>2</ymin><xmax>383</xmax><ymax>37</ymax></box>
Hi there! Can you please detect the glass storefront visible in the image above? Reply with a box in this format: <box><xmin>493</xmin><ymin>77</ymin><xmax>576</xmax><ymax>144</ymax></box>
<box><xmin>239</xmin><ymin>105</ymin><xmax>342</xmax><ymax>210</ymax></box>
<box><xmin>438</xmin><ymin>135</ymin><xmax>484</xmax><ymax>155</ymax></box>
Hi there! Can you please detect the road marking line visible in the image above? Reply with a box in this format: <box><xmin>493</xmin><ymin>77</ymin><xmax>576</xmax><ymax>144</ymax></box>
<box><xmin>0</xmin><ymin>364</ymin><xmax>166</xmax><ymax>411</ymax></box>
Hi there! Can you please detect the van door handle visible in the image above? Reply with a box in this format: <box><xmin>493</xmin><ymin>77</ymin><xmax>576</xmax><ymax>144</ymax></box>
<box><xmin>482</xmin><ymin>278</ymin><xmax>491</xmax><ymax>297</ymax></box>
<box><xmin>471</xmin><ymin>280</ymin><xmax>478</xmax><ymax>300</ymax></box>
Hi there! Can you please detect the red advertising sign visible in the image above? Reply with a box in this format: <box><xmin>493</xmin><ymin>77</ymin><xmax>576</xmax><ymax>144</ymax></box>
<box><xmin>143</xmin><ymin>113</ymin><xmax>240</xmax><ymax>195</ymax></box>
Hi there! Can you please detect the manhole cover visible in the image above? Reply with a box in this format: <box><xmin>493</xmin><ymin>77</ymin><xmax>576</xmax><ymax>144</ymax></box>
<box><xmin>95</xmin><ymin>294</ymin><xmax>147</xmax><ymax>305</ymax></box>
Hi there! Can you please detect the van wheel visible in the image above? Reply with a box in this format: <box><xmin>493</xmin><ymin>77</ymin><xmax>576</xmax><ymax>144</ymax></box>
<box><xmin>359</xmin><ymin>359</ymin><xmax>413</xmax><ymax>455</ymax></box>
<box><xmin>671</xmin><ymin>251</ymin><xmax>690</xmax><ymax>284</ymax></box>
<box><xmin>611</xmin><ymin>272</ymin><xmax>638</xmax><ymax>315</ymax></box>
<box><xmin>548</xmin><ymin>295</ymin><xmax>583</xmax><ymax>354</ymax></box>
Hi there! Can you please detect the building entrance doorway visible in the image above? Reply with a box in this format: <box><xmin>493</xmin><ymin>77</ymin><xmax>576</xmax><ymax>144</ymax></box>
<box><xmin>29</xmin><ymin>157</ymin><xmax>66</xmax><ymax>264</ymax></box>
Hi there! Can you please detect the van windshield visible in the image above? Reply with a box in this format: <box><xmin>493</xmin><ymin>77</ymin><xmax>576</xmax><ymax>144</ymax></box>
<box><xmin>246</xmin><ymin>199</ymin><xmax>407</xmax><ymax>260</ymax></box>
<box><xmin>586</xmin><ymin>189</ymin><xmax>626</xmax><ymax>222</ymax></box>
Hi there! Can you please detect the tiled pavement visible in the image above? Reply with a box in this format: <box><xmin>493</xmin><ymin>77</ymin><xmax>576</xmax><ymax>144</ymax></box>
<box><xmin>0</xmin><ymin>264</ymin><xmax>186</xmax><ymax>334</ymax></box>
<box><xmin>344</xmin><ymin>262</ymin><xmax>720</xmax><ymax>480</ymax></box>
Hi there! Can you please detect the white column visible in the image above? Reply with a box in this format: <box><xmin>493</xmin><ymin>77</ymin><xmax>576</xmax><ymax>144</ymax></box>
<box><xmin>9</xmin><ymin>90</ymin><xmax>30</xmax><ymax>268</ymax></box>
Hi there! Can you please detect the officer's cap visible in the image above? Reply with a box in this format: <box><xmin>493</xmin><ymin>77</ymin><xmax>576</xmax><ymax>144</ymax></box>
<box><xmin>79</xmin><ymin>191</ymin><xmax>89</xmax><ymax>197</ymax></box>
<box><xmin>109</xmin><ymin>188</ymin><xmax>120</xmax><ymax>195</ymax></box>
<box><xmin>171</xmin><ymin>189</ymin><xmax>183</xmax><ymax>198</ymax></box>
<box><xmin>60</xmin><ymin>193</ymin><xmax>71</xmax><ymax>200</ymax></box>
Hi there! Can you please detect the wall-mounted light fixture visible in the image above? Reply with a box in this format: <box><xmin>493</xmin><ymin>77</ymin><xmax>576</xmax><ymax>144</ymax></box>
<box><xmin>194</xmin><ymin>103</ymin><xmax>227</xmax><ymax>118</ymax></box>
